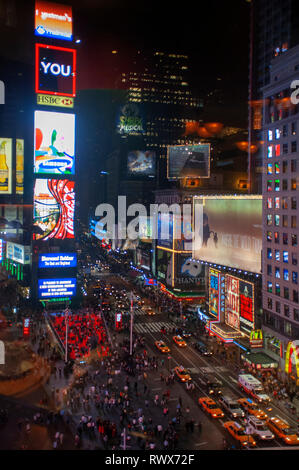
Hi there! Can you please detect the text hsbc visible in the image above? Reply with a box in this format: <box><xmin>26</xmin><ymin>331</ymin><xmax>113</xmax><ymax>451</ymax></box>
<box><xmin>41</xmin><ymin>62</ymin><xmax>72</xmax><ymax>77</ymax></box>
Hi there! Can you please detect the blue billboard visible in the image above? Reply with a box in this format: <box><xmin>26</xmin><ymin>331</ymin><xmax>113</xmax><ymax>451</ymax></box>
<box><xmin>38</xmin><ymin>277</ymin><xmax>76</xmax><ymax>298</ymax></box>
<box><xmin>39</xmin><ymin>253</ymin><xmax>77</xmax><ymax>268</ymax></box>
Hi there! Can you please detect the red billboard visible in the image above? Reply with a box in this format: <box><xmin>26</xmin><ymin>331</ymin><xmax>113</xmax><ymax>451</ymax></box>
<box><xmin>226</xmin><ymin>275</ymin><xmax>240</xmax><ymax>329</ymax></box>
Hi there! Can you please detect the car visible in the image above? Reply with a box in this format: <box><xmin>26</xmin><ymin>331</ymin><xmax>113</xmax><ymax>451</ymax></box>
<box><xmin>174</xmin><ymin>366</ymin><xmax>191</xmax><ymax>383</ymax></box>
<box><xmin>267</xmin><ymin>416</ymin><xmax>299</xmax><ymax>445</ymax></box>
<box><xmin>193</xmin><ymin>341</ymin><xmax>212</xmax><ymax>356</ymax></box>
<box><xmin>223</xmin><ymin>421</ymin><xmax>257</xmax><ymax>448</ymax></box>
<box><xmin>197</xmin><ymin>373</ymin><xmax>223</xmax><ymax>396</ymax></box>
<box><xmin>245</xmin><ymin>416</ymin><xmax>274</xmax><ymax>441</ymax></box>
<box><xmin>182</xmin><ymin>331</ymin><xmax>192</xmax><ymax>339</ymax></box>
<box><xmin>198</xmin><ymin>397</ymin><xmax>224</xmax><ymax>418</ymax></box>
<box><xmin>219</xmin><ymin>395</ymin><xmax>245</xmax><ymax>418</ymax></box>
<box><xmin>155</xmin><ymin>340</ymin><xmax>170</xmax><ymax>354</ymax></box>
<box><xmin>173</xmin><ymin>335</ymin><xmax>187</xmax><ymax>347</ymax></box>
<box><xmin>237</xmin><ymin>398</ymin><xmax>268</xmax><ymax>420</ymax></box>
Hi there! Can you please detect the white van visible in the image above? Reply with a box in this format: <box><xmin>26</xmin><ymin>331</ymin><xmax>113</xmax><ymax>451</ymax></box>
<box><xmin>245</xmin><ymin>416</ymin><xmax>274</xmax><ymax>441</ymax></box>
<box><xmin>238</xmin><ymin>374</ymin><xmax>270</xmax><ymax>403</ymax></box>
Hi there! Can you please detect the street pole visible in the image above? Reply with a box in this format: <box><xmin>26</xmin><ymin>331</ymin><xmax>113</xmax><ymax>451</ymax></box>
<box><xmin>130</xmin><ymin>292</ymin><xmax>133</xmax><ymax>356</ymax></box>
<box><xmin>65</xmin><ymin>307</ymin><xmax>68</xmax><ymax>363</ymax></box>
<box><xmin>123</xmin><ymin>427</ymin><xmax>126</xmax><ymax>450</ymax></box>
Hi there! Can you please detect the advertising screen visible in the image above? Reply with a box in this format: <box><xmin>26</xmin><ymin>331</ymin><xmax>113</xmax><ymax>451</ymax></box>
<box><xmin>38</xmin><ymin>278</ymin><xmax>76</xmax><ymax>298</ymax></box>
<box><xmin>156</xmin><ymin>249</ymin><xmax>172</xmax><ymax>285</ymax></box>
<box><xmin>157</xmin><ymin>213</ymin><xmax>173</xmax><ymax>249</ymax></box>
<box><xmin>0</xmin><ymin>138</ymin><xmax>12</xmax><ymax>194</ymax></box>
<box><xmin>209</xmin><ymin>268</ymin><xmax>220</xmax><ymax>318</ymax></box>
<box><xmin>173</xmin><ymin>214</ymin><xmax>193</xmax><ymax>252</ymax></box>
<box><xmin>35</xmin><ymin>1</ymin><xmax>73</xmax><ymax>41</ymax></box>
<box><xmin>239</xmin><ymin>280</ymin><xmax>254</xmax><ymax>332</ymax></box>
<box><xmin>127</xmin><ymin>151</ymin><xmax>156</xmax><ymax>177</ymax></box>
<box><xmin>167</xmin><ymin>144</ymin><xmax>210</xmax><ymax>179</ymax></box>
<box><xmin>16</xmin><ymin>139</ymin><xmax>24</xmax><ymax>194</ymax></box>
<box><xmin>6</xmin><ymin>242</ymin><xmax>31</xmax><ymax>265</ymax></box>
<box><xmin>34</xmin><ymin>110</ymin><xmax>75</xmax><ymax>175</ymax></box>
<box><xmin>176</xmin><ymin>255</ymin><xmax>205</xmax><ymax>289</ymax></box>
<box><xmin>39</xmin><ymin>253</ymin><xmax>77</xmax><ymax>268</ymax></box>
<box><xmin>33</xmin><ymin>179</ymin><xmax>75</xmax><ymax>241</ymax></box>
<box><xmin>0</xmin><ymin>239</ymin><xmax>5</xmax><ymax>262</ymax></box>
<box><xmin>193</xmin><ymin>196</ymin><xmax>262</xmax><ymax>273</ymax></box>
<box><xmin>35</xmin><ymin>43</ymin><xmax>76</xmax><ymax>97</ymax></box>
<box><xmin>136</xmin><ymin>248</ymin><xmax>151</xmax><ymax>271</ymax></box>
<box><xmin>225</xmin><ymin>275</ymin><xmax>240</xmax><ymax>330</ymax></box>
<box><xmin>139</xmin><ymin>216</ymin><xmax>153</xmax><ymax>240</ymax></box>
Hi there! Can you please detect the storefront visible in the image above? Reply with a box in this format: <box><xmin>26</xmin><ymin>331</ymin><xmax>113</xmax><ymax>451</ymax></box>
<box><xmin>241</xmin><ymin>351</ymin><xmax>278</xmax><ymax>372</ymax></box>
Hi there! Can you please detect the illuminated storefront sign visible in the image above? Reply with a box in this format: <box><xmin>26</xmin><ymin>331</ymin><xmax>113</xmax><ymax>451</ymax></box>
<box><xmin>38</xmin><ymin>277</ymin><xmax>76</xmax><ymax>298</ymax></box>
<box><xmin>33</xmin><ymin>179</ymin><xmax>75</xmax><ymax>240</ymax></box>
<box><xmin>250</xmin><ymin>330</ymin><xmax>263</xmax><ymax>349</ymax></box>
<box><xmin>209</xmin><ymin>268</ymin><xmax>225</xmax><ymax>319</ymax></box>
<box><xmin>39</xmin><ymin>252</ymin><xmax>77</xmax><ymax>268</ymax></box>
<box><xmin>285</xmin><ymin>341</ymin><xmax>299</xmax><ymax>378</ymax></box>
<box><xmin>226</xmin><ymin>275</ymin><xmax>240</xmax><ymax>330</ymax></box>
<box><xmin>16</xmin><ymin>139</ymin><xmax>24</xmax><ymax>194</ymax></box>
<box><xmin>239</xmin><ymin>280</ymin><xmax>255</xmax><ymax>331</ymax></box>
<box><xmin>36</xmin><ymin>43</ymin><xmax>76</xmax><ymax>97</ymax></box>
<box><xmin>23</xmin><ymin>318</ymin><xmax>30</xmax><ymax>336</ymax></box>
<box><xmin>37</xmin><ymin>93</ymin><xmax>74</xmax><ymax>108</ymax></box>
<box><xmin>35</xmin><ymin>1</ymin><xmax>73</xmax><ymax>41</ymax></box>
<box><xmin>34</xmin><ymin>110</ymin><xmax>75</xmax><ymax>175</ymax></box>
<box><xmin>6</xmin><ymin>242</ymin><xmax>31</xmax><ymax>265</ymax></box>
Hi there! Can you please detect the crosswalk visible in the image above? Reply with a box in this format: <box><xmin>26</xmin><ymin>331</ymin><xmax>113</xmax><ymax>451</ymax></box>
<box><xmin>133</xmin><ymin>321</ymin><xmax>174</xmax><ymax>334</ymax></box>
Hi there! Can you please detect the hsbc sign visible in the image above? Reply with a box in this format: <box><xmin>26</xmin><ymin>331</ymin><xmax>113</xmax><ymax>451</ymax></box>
<box><xmin>36</xmin><ymin>43</ymin><xmax>76</xmax><ymax>97</ymax></box>
<box><xmin>37</xmin><ymin>93</ymin><xmax>74</xmax><ymax>108</ymax></box>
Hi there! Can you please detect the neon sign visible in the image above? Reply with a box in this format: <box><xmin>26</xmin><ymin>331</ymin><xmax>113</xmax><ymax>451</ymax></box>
<box><xmin>285</xmin><ymin>341</ymin><xmax>299</xmax><ymax>378</ymax></box>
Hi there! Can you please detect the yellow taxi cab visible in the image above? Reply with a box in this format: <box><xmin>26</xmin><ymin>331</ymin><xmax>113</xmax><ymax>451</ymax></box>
<box><xmin>237</xmin><ymin>398</ymin><xmax>268</xmax><ymax>420</ymax></box>
<box><xmin>155</xmin><ymin>340</ymin><xmax>170</xmax><ymax>354</ymax></box>
<box><xmin>174</xmin><ymin>366</ymin><xmax>191</xmax><ymax>383</ymax></box>
<box><xmin>266</xmin><ymin>416</ymin><xmax>299</xmax><ymax>445</ymax></box>
<box><xmin>173</xmin><ymin>335</ymin><xmax>187</xmax><ymax>347</ymax></box>
<box><xmin>223</xmin><ymin>421</ymin><xmax>257</xmax><ymax>448</ymax></box>
<box><xmin>198</xmin><ymin>397</ymin><xmax>224</xmax><ymax>418</ymax></box>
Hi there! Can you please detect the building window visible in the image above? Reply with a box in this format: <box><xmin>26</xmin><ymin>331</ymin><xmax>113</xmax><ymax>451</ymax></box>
<box><xmin>268</xmin><ymin>130</ymin><xmax>273</xmax><ymax>141</ymax></box>
<box><xmin>281</xmin><ymin>197</ymin><xmax>287</xmax><ymax>209</ymax></box>
<box><xmin>283</xmin><ymin>143</ymin><xmax>288</xmax><ymax>154</ymax></box>
<box><xmin>282</xmin><ymin>160</ymin><xmax>288</xmax><ymax>173</ymax></box>
<box><xmin>268</xmin><ymin>298</ymin><xmax>273</xmax><ymax>309</ymax></box>
<box><xmin>276</xmin><ymin>301</ymin><xmax>280</xmax><ymax>314</ymax></box>
<box><xmin>291</xmin><ymin>122</ymin><xmax>297</xmax><ymax>136</ymax></box>
<box><xmin>267</xmin><ymin>163</ymin><xmax>273</xmax><ymax>174</ymax></box>
<box><xmin>267</xmin><ymin>197</ymin><xmax>273</xmax><ymax>209</ymax></box>
<box><xmin>284</xmin><ymin>321</ymin><xmax>292</xmax><ymax>336</ymax></box>
<box><xmin>282</xmin><ymin>179</ymin><xmax>288</xmax><ymax>190</ymax></box>
<box><xmin>275</xmin><ymin>267</ymin><xmax>280</xmax><ymax>279</ymax></box>
<box><xmin>267</xmin><ymin>281</ymin><xmax>273</xmax><ymax>293</ymax></box>
<box><xmin>294</xmin><ymin>290</ymin><xmax>299</xmax><ymax>303</ymax></box>
<box><xmin>275</xmin><ymin>283</ymin><xmax>280</xmax><ymax>296</ymax></box>
<box><xmin>292</xmin><ymin>272</ymin><xmax>298</xmax><ymax>285</ymax></box>
<box><xmin>283</xmin><ymin>250</ymin><xmax>289</xmax><ymax>263</ymax></box>
<box><xmin>267</xmin><ymin>180</ymin><xmax>273</xmax><ymax>191</ymax></box>
<box><xmin>268</xmin><ymin>146</ymin><xmax>273</xmax><ymax>158</ymax></box>
<box><xmin>267</xmin><ymin>248</ymin><xmax>272</xmax><ymax>259</ymax></box>
<box><xmin>292</xmin><ymin>253</ymin><xmax>297</xmax><ymax>266</ymax></box>
<box><xmin>267</xmin><ymin>214</ymin><xmax>272</xmax><ymax>225</ymax></box>
<box><xmin>284</xmin><ymin>305</ymin><xmax>290</xmax><ymax>317</ymax></box>
<box><xmin>282</xmin><ymin>215</ymin><xmax>287</xmax><ymax>227</ymax></box>
<box><xmin>267</xmin><ymin>231</ymin><xmax>272</xmax><ymax>242</ymax></box>
<box><xmin>291</xmin><ymin>197</ymin><xmax>297</xmax><ymax>210</ymax></box>
<box><xmin>294</xmin><ymin>308</ymin><xmax>299</xmax><ymax>321</ymax></box>
<box><xmin>283</xmin><ymin>233</ymin><xmax>288</xmax><ymax>245</ymax></box>
<box><xmin>284</xmin><ymin>287</ymin><xmax>289</xmax><ymax>299</ymax></box>
<box><xmin>284</xmin><ymin>269</ymin><xmax>289</xmax><ymax>281</ymax></box>
<box><xmin>275</xmin><ymin>249</ymin><xmax>280</xmax><ymax>261</ymax></box>
<box><xmin>267</xmin><ymin>264</ymin><xmax>272</xmax><ymax>275</ymax></box>
<box><xmin>291</xmin><ymin>141</ymin><xmax>297</xmax><ymax>152</ymax></box>
<box><xmin>291</xmin><ymin>160</ymin><xmax>297</xmax><ymax>172</ymax></box>
<box><xmin>291</xmin><ymin>179</ymin><xmax>297</xmax><ymax>190</ymax></box>
<box><xmin>275</xmin><ymin>180</ymin><xmax>280</xmax><ymax>191</ymax></box>
<box><xmin>275</xmin><ymin>197</ymin><xmax>280</xmax><ymax>208</ymax></box>
<box><xmin>291</xmin><ymin>216</ymin><xmax>297</xmax><ymax>228</ymax></box>
<box><xmin>292</xmin><ymin>234</ymin><xmax>298</xmax><ymax>246</ymax></box>
<box><xmin>275</xmin><ymin>144</ymin><xmax>280</xmax><ymax>156</ymax></box>
<box><xmin>274</xmin><ymin>232</ymin><xmax>279</xmax><ymax>244</ymax></box>
<box><xmin>282</xmin><ymin>124</ymin><xmax>288</xmax><ymax>137</ymax></box>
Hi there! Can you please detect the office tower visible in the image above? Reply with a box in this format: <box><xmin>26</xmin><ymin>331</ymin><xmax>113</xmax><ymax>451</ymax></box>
<box><xmin>262</xmin><ymin>44</ymin><xmax>299</xmax><ymax>372</ymax></box>
<box><xmin>248</xmin><ymin>0</ymin><xmax>299</xmax><ymax>193</ymax></box>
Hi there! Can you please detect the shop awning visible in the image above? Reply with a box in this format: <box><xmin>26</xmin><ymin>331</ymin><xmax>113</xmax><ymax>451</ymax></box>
<box><xmin>241</xmin><ymin>352</ymin><xmax>278</xmax><ymax>370</ymax></box>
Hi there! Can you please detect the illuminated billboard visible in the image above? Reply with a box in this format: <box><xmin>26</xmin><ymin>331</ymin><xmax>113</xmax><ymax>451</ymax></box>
<box><xmin>136</xmin><ymin>248</ymin><xmax>151</xmax><ymax>271</ymax></box>
<box><xmin>167</xmin><ymin>144</ymin><xmax>210</xmax><ymax>179</ymax></box>
<box><xmin>239</xmin><ymin>280</ymin><xmax>255</xmax><ymax>332</ymax></box>
<box><xmin>35</xmin><ymin>1</ymin><xmax>73</xmax><ymax>41</ymax></box>
<box><xmin>0</xmin><ymin>138</ymin><xmax>12</xmax><ymax>194</ymax></box>
<box><xmin>16</xmin><ymin>139</ymin><xmax>24</xmax><ymax>194</ymax></box>
<box><xmin>156</xmin><ymin>248</ymin><xmax>172</xmax><ymax>285</ymax></box>
<box><xmin>35</xmin><ymin>43</ymin><xmax>76</xmax><ymax>97</ymax></box>
<box><xmin>176</xmin><ymin>255</ymin><xmax>205</xmax><ymax>289</ymax></box>
<box><xmin>173</xmin><ymin>214</ymin><xmax>193</xmax><ymax>252</ymax></box>
<box><xmin>127</xmin><ymin>151</ymin><xmax>156</xmax><ymax>177</ymax></box>
<box><xmin>209</xmin><ymin>268</ymin><xmax>220</xmax><ymax>318</ymax></box>
<box><xmin>6</xmin><ymin>242</ymin><xmax>31</xmax><ymax>265</ymax></box>
<box><xmin>34</xmin><ymin>110</ymin><xmax>75</xmax><ymax>175</ymax></box>
<box><xmin>193</xmin><ymin>196</ymin><xmax>262</xmax><ymax>273</ymax></box>
<box><xmin>39</xmin><ymin>253</ymin><xmax>77</xmax><ymax>268</ymax></box>
<box><xmin>33</xmin><ymin>179</ymin><xmax>75</xmax><ymax>241</ymax></box>
<box><xmin>157</xmin><ymin>213</ymin><xmax>173</xmax><ymax>249</ymax></box>
<box><xmin>38</xmin><ymin>278</ymin><xmax>76</xmax><ymax>298</ymax></box>
<box><xmin>225</xmin><ymin>275</ymin><xmax>240</xmax><ymax>330</ymax></box>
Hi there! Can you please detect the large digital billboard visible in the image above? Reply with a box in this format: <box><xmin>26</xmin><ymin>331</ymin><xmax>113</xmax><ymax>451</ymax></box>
<box><xmin>136</xmin><ymin>248</ymin><xmax>151</xmax><ymax>271</ymax></box>
<box><xmin>127</xmin><ymin>151</ymin><xmax>156</xmax><ymax>177</ymax></box>
<box><xmin>33</xmin><ymin>179</ymin><xmax>75</xmax><ymax>241</ymax></box>
<box><xmin>156</xmin><ymin>248</ymin><xmax>172</xmax><ymax>285</ymax></box>
<box><xmin>35</xmin><ymin>43</ymin><xmax>76</xmax><ymax>97</ymax></box>
<box><xmin>0</xmin><ymin>138</ymin><xmax>12</xmax><ymax>194</ymax></box>
<box><xmin>167</xmin><ymin>144</ymin><xmax>210</xmax><ymax>179</ymax></box>
<box><xmin>35</xmin><ymin>1</ymin><xmax>73</xmax><ymax>41</ymax></box>
<box><xmin>209</xmin><ymin>268</ymin><xmax>226</xmax><ymax>320</ymax></box>
<box><xmin>157</xmin><ymin>213</ymin><xmax>173</xmax><ymax>249</ymax></box>
<box><xmin>193</xmin><ymin>196</ymin><xmax>262</xmax><ymax>273</ymax></box>
<box><xmin>34</xmin><ymin>110</ymin><xmax>75</xmax><ymax>175</ymax></box>
<box><xmin>39</xmin><ymin>253</ymin><xmax>77</xmax><ymax>268</ymax></box>
<box><xmin>38</xmin><ymin>278</ymin><xmax>76</xmax><ymax>298</ymax></box>
<box><xmin>225</xmin><ymin>275</ymin><xmax>240</xmax><ymax>330</ymax></box>
<box><xmin>239</xmin><ymin>280</ymin><xmax>255</xmax><ymax>333</ymax></box>
<box><xmin>176</xmin><ymin>255</ymin><xmax>205</xmax><ymax>289</ymax></box>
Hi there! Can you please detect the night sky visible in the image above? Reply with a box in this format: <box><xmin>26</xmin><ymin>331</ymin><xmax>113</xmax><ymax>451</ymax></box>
<box><xmin>73</xmin><ymin>0</ymin><xmax>250</xmax><ymax>125</ymax></box>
